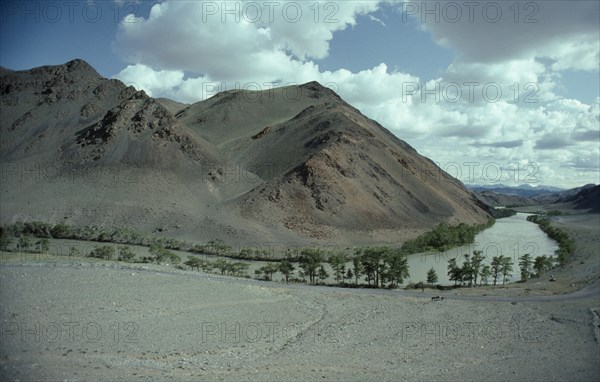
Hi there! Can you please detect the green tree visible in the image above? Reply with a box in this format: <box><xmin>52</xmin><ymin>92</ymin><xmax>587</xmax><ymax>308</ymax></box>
<box><xmin>386</xmin><ymin>249</ymin><xmax>409</xmax><ymax>288</ymax></box>
<box><xmin>199</xmin><ymin>260</ymin><xmax>214</xmax><ymax>273</ymax></box>
<box><xmin>278</xmin><ymin>259</ymin><xmax>295</xmax><ymax>283</ymax></box>
<box><xmin>35</xmin><ymin>238</ymin><xmax>50</xmax><ymax>253</ymax></box>
<box><xmin>352</xmin><ymin>255</ymin><xmax>363</xmax><ymax>285</ymax></box>
<box><xmin>461</xmin><ymin>253</ymin><xmax>474</xmax><ymax>286</ymax></box>
<box><xmin>447</xmin><ymin>258</ymin><xmax>461</xmax><ymax>286</ymax></box>
<box><xmin>89</xmin><ymin>246</ymin><xmax>115</xmax><ymax>260</ymax></box>
<box><xmin>426</xmin><ymin>267</ymin><xmax>438</xmax><ymax>284</ymax></box>
<box><xmin>345</xmin><ymin>268</ymin><xmax>353</xmax><ymax>284</ymax></box>
<box><xmin>299</xmin><ymin>248</ymin><xmax>323</xmax><ymax>284</ymax></box>
<box><xmin>518</xmin><ymin>253</ymin><xmax>533</xmax><ymax>281</ymax></box>
<box><xmin>50</xmin><ymin>224</ymin><xmax>72</xmax><ymax>238</ymax></box>
<box><xmin>0</xmin><ymin>230</ymin><xmax>12</xmax><ymax>251</ymax></box>
<box><xmin>360</xmin><ymin>247</ymin><xmax>389</xmax><ymax>287</ymax></box>
<box><xmin>255</xmin><ymin>263</ymin><xmax>279</xmax><ymax>281</ymax></box>
<box><xmin>149</xmin><ymin>244</ymin><xmax>168</xmax><ymax>264</ymax></box>
<box><xmin>213</xmin><ymin>259</ymin><xmax>230</xmax><ymax>275</ymax></box>
<box><xmin>167</xmin><ymin>252</ymin><xmax>181</xmax><ymax>265</ymax></box>
<box><xmin>470</xmin><ymin>250</ymin><xmax>485</xmax><ymax>286</ymax></box>
<box><xmin>317</xmin><ymin>265</ymin><xmax>329</xmax><ymax>284</ymax></box>
<box><xmin>18</xmin><ymin>235</ymin><xmax>32</xmax><ymax>253</ymax></box>
<box><xmin>533</xmin><ymin>255</ymin><xmax>553</xmax><ymax>277</ymax></box>
<box><xmin>490</xmin><ymin>256</ymin><xmax>502</xmax><ymax>285</ymax></box>
<box><xmin>184</xmin><ymin>256</ymin><xmax>202</xmax><ymax>271</ymax></box>
<box><xmin>480</xmin><ymin>265</ymin><xmax>491</xmax><ymax>286</ymax></box>
<box><xmin>500</xmin><ymin>256</ymin><xmax>514</xmax><ymax>285</ymax></box>
<box><xmin>231</xmin><ymin>262</ymin><xmax>250</xmax><ymax>277</ymax></box>
<box><xmin>118</xmin><ymin>246</ymin><xmax>136</xmax><ymax>262</ymax></box>
<box><xmin>328</xmin><ymin>252</ymin><xmax>348</xmax><ymax>284</ymax></box>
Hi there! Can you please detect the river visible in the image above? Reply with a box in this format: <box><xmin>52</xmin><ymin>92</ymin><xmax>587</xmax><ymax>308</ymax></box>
<box><xmin>13</xmin><ymin>213</ymin><xmax>558</xmax><ymax>286</ymax></box>
<box><xmin>406</xmin><ymin>213</ymin><xmax>559</xmax><ymax>285</ymax></box>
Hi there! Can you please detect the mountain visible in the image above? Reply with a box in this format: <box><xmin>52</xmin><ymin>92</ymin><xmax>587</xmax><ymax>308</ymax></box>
<box><xmin>468</xmin><ymin>184</ymin><xmax>565</xmax><ymax>199</ymax></box>
<box><xmin>546</xmin><ymin>184</ymin><xmax>600</xmax><ymax>213</ymax></box>
<box><xmin>533</xmin><ymin>183</ymin><xmax>597</xmax><ymax>204</ymax></box>
<box><xmin>473</xmin><ymin>191</ymin><xmax>536</xmax><ymax>207</ymax></box>
<box><xmin>0</xmin><ymin>59</ymin><xmax>491</xmax><ymax>245</ymax></box>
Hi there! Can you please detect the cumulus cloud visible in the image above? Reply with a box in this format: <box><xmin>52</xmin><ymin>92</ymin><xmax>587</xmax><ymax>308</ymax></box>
<box><xmin>111</xmin><ymin>0</ymin><xmax>599</xmax><ymax>188</ymax></box>
<box><xmin>412</xmin><ymin>0</ymin><xmax>599</xmax><ymax>69</ymax></box>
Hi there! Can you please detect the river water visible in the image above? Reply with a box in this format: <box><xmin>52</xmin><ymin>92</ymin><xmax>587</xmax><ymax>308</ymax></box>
<box><xmin>26</xmin><ymin>213</ymin><xmax>558</xmax><ymax>286</ymax></box>
<box><xmin>406</xmin><ymin>213</ymin><xmax>559</xmax><ymax>285</ymax></box>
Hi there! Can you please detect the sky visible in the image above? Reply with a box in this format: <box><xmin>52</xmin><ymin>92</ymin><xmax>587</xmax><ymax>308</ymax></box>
<box><xmin>1</xmin><ymin>0</ymin><xmax>599</xmax><ymax>189</ymax></box>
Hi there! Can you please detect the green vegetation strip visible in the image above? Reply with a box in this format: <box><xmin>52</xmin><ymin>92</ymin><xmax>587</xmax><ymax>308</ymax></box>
<box><xmin>526</xmin><ymin>214</ymin><xmax>575</xmax><ymax>265</ymax></box>
<box><xmin>1</xmin><ymin>218</ymin><xmax>495</xmax><ymax>289</ymax></box>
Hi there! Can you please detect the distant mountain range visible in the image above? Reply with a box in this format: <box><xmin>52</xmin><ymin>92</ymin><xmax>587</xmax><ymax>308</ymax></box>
<box><xmin>0</xmin><ymin>59</ymin><xmax>492</xmax><ymax>245</ymax></box>
<box><xmin>470</xmin><ymin>183</ymin><xmax>599</xmax><ymax>211</ymax></box>
<box><xmin>467</xmin><ymin>184</ymin><xmax>565</xmax><ymax>198</ymax></box>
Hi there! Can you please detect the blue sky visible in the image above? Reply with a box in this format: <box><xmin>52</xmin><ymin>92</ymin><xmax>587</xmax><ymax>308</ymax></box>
<box><xmin>1</xmin><ymin>1</ymin><xmax>599</xmax><ymax>188</ymax></box>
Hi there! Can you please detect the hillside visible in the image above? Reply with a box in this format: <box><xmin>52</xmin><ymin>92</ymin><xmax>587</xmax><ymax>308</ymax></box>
<box><xmin>0</xmin><ymin>59</ymin><xmax>491</xmax><ymax>246</ymax></box>
<box><xmin>473</xmin><ymin>190</ymin><xmax>537</xmax><ymax>207</ymax></box>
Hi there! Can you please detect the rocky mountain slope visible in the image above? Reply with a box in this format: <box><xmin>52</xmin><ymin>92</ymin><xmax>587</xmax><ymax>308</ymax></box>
<box><xmin>0</xmin><ymin>59</ymin><xmax>491</xmax><ymax>245</ymax></box>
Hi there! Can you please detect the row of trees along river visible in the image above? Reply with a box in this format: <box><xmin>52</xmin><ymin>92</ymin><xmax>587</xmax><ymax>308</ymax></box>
<box><xmin>0</xmin><ymin>210</ymin><xmax>567</xmax><ymax>288</ymax></box>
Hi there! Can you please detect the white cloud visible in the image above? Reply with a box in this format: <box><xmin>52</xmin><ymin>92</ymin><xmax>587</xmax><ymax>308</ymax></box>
<box><xmin>111</xmin><ymin>0</ymin><xmax>599</xmax><ymax>188</ymax></box>
<box><xmin>116</xmin><ymin>64</ymin><xmax>184</xmax><ymax>97</ymax></box>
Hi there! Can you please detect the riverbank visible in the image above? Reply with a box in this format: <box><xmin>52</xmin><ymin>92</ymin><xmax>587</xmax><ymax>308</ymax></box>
<box><xmin>1</xmin><ymin>213</ymin><xmax>598</xmax><ymax>381</ymax></box>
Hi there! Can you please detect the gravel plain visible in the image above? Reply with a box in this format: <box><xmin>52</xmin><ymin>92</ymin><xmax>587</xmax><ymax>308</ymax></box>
<box><xmin>1</xmin><ymin>214</ymin><xmax>599</xmax><ymax>381</ymax></box>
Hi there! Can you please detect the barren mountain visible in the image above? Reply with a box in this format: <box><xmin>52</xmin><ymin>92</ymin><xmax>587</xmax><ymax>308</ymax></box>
<box><xmin>0</xmin><ymin>59</ymin><xmax>491</xmax><ymax>246</ymax></box>
<box><xmin>474</xmin><ymin>190</ymin><xmax>537</xmax><ymax>207</ymax></box>
<box><xmin>549</xmin><ymin>184</ymin><xmax>600</xmax><ymax>213</ymax></box>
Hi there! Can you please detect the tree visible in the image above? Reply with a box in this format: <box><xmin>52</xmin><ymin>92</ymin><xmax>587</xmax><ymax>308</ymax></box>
<box><xmin>278</xmin><ymin>259</ymin><xmax>295</xmax><ymax>283</ymax></box>
<box><xmin>50</xmin><ymin>224</ymin><xmax>72</xmax><ymax>238</ymax></box>
<box><xmin>317</xmin><ymin>265</ymin><xmax>329</xmax><ymax>284</ymax></box>
<box><xmin>500</xmin><ymin>256</ymin><xmax>514</xmax><ymax>285</ymax></box>
<box><xmin>426</xmin><ymin>267</ymin><xmax>438</xmax><ymax>284</ymax></box>
<box><xmin>386</xmin><ymin>249</ymin><xmax>409</xmax><ymax>288</ymax></box>
<box><xmin>184</xmin><ymin>256</ymin><xmax>202</xmax><ymax>271</ymax></box>
<box><xmin>299</xmin><ymin>248</ymin><xmax>323</xmax><ymax>284</ymax></box>
<box><xmin>166</xmin><ymin>252</ymin><xmax>181</xmax><ymax>265</ymax></box>
<box><xmin>35</xmin><ymin>238</ymin><xmax>50</xmax><ymax>254</ymax></box>
<box><xmin>255</xmin><ymin>263</ymin><xmax>279</xmax><ymax>281</ymax></box>
<box><xmin>89</xmin><ymin>246</ymin><xmax>115</xmax><ymax>260</ymax></box>
<box><xmin>480</xmin><ymin>265</ymin><xmax>491</xmax><ymax>286</ymax></box>
<box><xmin>0</xmin><ymin>230</ymin><xmax>12</xmax><ymax>251</ymax></box>
<box><xmin>328</xmin><ymin>252</ymin><xmax>348</xmax><ymax>284</ymax></box>
<box><xmin>199</xmin><ymin>260</ymin><xmax>214</xmax><ymax>273</ymax></box>
<box><xmin>149</xmin><ymin>244</ymin><xmax>167</xmax><ymax>264</ymax></box>
<box><xmin>533</xmin><ymin>255</ymin><xmax>553</xmax><ymax>277</ymax></box>
<box><xmin>231</xmin><ymin>262</ymin><xmax>249</xmax><ymax>277</ymax></box>
<box><xmin>518</xmin><ymin>253</ymin><xmax>533</xmax><ymax>281</ymax></box>
<box><xmin>470</xmin><ymin>250</ymin><xmax>485</xmax><ymax>286</ymax></box>
<box><xmin>345</xmin><ymin>268</ymin><xmax>353</xmax><ymax>284</ymax></box>
<box><xmin>352</xmin><ymin>255</ymin><xmax>363</xmax><ymax>285</ymax></box>
<box><xmin>18</xmin><ymin>235</ymin><xmax>31</xmax><ymax>253</ymax></box>
<box><xmin>490</xmin><ymin>256</ymin><xmax>502</xmax><ymax>285</ymax></box>
<box><xmin>360</xmin><ymin>247</ymin><xmax>388</xmax><ymax>287</ymax></box>
<box><xmin>447</xmin><ymin>258</ymin><xmax>461</xmax><ymax>286</ymax></box>
<box><xmin>118</xmin><ymin>246</ymin><xmax>136</xmax><ymax>262</ymax></box>
<box><xmin>461</xmin><ymin>253</ymin><xmax>474</xmax><ymax>286</ymax></box>
<box><xmin>213</xmin><ymin>259</ymin><xmax>230</xmax><ymax>275</ymax></box>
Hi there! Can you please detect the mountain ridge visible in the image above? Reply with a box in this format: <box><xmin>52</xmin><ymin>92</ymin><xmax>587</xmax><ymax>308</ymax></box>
<box><xmin>0</xmin><ymin>59</ymin><xmax>492</xmax><ymax>245</ymax></box>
